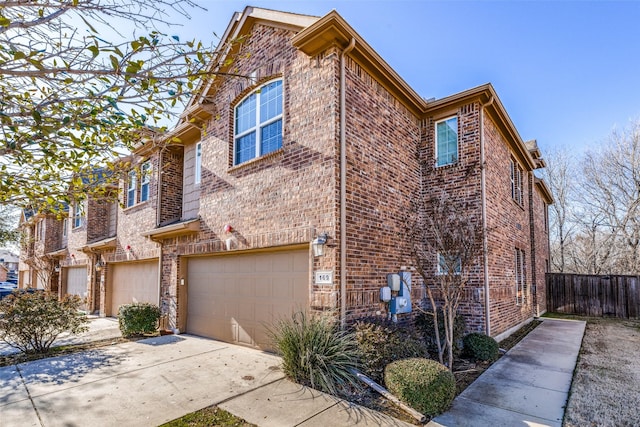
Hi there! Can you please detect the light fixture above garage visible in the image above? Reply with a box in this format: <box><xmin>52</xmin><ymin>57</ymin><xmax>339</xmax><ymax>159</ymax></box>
<box><xmin>312</xmin><ymin>233</ymin><xmax>329</xmax><ymax>257</ymax></box>
<box><xmin>95</xmin><ymin>259</ymin><xmax>104</xmax><ymax>272</ymax></box>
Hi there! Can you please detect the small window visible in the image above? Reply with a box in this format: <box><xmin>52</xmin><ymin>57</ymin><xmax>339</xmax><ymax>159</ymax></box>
<box><xmin>511</xmin><ymin>159</ymin><xmax>523</xmax><ymax>206</ymax></box>
<box><xmin>72</xmin><ymin>203</ymin><xmax>82</xmax><ymax>229</ymax></box>
<box><xmin>234</xmin><ymin>79</ymin><xmax>283</xmax><ymax>165</ymax></box>
<box><xmin>35</xmin><ymin>221</ymin><xmax>43</xmax><ymax>241</ymax></box>
<box><xmin>437</xmin><ymin>252</ymin><xmax>461</xmax><ymax>275</ymax></box>
<box><xmin>140</xmin><ymin>162</ymin><xmax>151</xmax><ymax>202</ymax></box>
<box><xmin>194</xmin><ymin>142</ymin><xmax>202</xmax><ymax>185</ymax></box>
<box><xmin>515</xmin><ymin>248</ymin><xmax>526</xmax><ymax>305</ymax></box>
<box><xmin>127</xmin><ymin>170</ymin><xmax>137</xmax><ymax>208</ymax></box>
<box><xmin>435</xmin><ymin>116</ymin><xmax>458</xmax><ymax>167</ymax></box>
<box><xmin>62</xmin><ymin>218</ymin><xmax>68</xmax><ymax>237</ymax></box>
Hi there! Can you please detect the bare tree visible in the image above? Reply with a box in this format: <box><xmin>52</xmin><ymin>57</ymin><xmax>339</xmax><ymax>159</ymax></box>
<box><xmin>542</xmin><ymin>149</ymin><xmax>578</xmax><ymax>272</ymax></box>
<box><xmin>0</xmin><ymin>1</ymin><xmax>237</xmax><ymax>208</ymax></box>
<box><xmin>411</xmin><ymin>191</ymin><xmax>483</xmax><ymax>369</ymax></box>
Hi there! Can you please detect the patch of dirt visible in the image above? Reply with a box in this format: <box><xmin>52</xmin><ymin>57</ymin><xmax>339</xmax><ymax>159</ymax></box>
<box><xmin>563</xmin><ymin>317</ymin><xmax>640</xmax><ymax>427</ymax></box>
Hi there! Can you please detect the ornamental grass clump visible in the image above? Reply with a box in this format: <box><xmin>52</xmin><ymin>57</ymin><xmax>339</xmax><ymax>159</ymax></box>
<box><xmin>463</xmin><ymin>332</ymin><xmax>499</xmax><ymax>361</ymax></box>
<box><xmin>118</xmin><ymin>302</ymin><xmax>161</xmax><ymax>337</ymax></box>
<box><xmin>384</xmin><ymin>358</ymin><xmax>455</xmax><ymax>418</ymax></box>
<box><xmin>0</xmin><ymin>291</ymin><xmax>88</xmax><ymax>354</ymax></box>
<box><xmin>269</xmin><ymin>311</ymin><xmax>361</xmax><ymax>395</ymax></box>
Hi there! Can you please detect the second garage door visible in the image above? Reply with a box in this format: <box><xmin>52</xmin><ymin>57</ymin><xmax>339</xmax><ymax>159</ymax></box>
<box><xmin>187</xmin><ymin>249</ymin><xmax>309</xmax><ymax>350</ymax></box>
<box><xmin>109</xmin><ymin>260</ymin><xmax>158</xmax><ymax>316</ymax></box>
<box><xmin>65</xmin><ymin>266</ymin><xmax>88</xmax><ymax>297</ymax></box>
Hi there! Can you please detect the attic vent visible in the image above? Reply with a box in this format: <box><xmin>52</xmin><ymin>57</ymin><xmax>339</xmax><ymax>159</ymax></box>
<box><xmin>249</xmin><ymin>70</ymin><xmax>258</xmax><ymax>85</ymax></box>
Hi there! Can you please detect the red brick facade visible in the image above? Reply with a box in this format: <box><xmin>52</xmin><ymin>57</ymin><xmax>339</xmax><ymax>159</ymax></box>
<box><xmin>19</xmin><ymin>7</ymin><xmax>551</xmax><ymax>339</ymax></box>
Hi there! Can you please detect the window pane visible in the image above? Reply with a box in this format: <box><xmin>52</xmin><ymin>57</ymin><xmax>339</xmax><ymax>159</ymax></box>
<box><xmin>436</xmin><ymin>117</ymin><xmax>458</xmax><ymax>166</ymax></box>
<box><xmin>260</xmin><ymin>119</ymin><xmax>282</xmax><ymax>155</ymax></box>
<box><xmin>235</xmin><ymin>132</ymin><xmax>256</xmax><ymax>164</ymax></box>
<box><xmin>140</xmin><ymin>183</ymin><xmax>149</xmax><ymax>202</ymax></box>
<box><xmin>260</xmin><ymin>80</ymin><xmax>283</xmax><ymax>122</ymax></box>
<box><xmin>235</xmin><ymin>94</ymin><xmax>256</xmax><ymax>135</ymax></box>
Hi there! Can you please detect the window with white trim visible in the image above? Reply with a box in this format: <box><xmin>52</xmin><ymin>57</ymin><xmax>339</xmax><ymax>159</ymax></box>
<box><xmin>194</xmin><ymin>142</ymin><xmax>202</xmax><ymax>184</ymax></box>
<box><xmin>126</xmin><ymin>170</ymin><xmax>137</xmax><ymax>208</ymax></box>
<box><xmin>511</xmin><ymin>159</ymin><xmax>523</xmax><ymax>206</ymax></box>
<box><xmin>62</xmin><ymin>218</ymin><xmax>68</xmax><ymax>238</ymax></box>
<box><xmin>125</xmin><ymin>160</ymin><xmax>151</xmax><ymax>207</ymax></box>
<box><xmin>234</xmin><ymin>79</ymin><xmax>283</xmax><ymax>165</ymax></box>
<box><xmin>72</xmin><ymin>203</ymin><xmax>83</xmax><ymax>229</ymax></box>
<box><xmin>435</xmin><ymin>116</ymin><xmax>458</xmax><ymax>167</ymax></box>
<box><xmin>437</xmin><ymin>252</ymin><xmax>462</xmax><ymax>275</ymax></box>
<box><xmin>140</xmin><ymin>162</ymin><xmax>151</xmax><ymax>202</ymax></box>
<box><xmin>515</xmin><ymin>248</ymin><xmax>526</xmax><ymax>305</ymax></box>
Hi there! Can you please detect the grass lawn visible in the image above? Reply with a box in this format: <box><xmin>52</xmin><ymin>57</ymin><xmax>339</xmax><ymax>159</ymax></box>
<box><xmin>546</xmin><ymin>314</ymin><xmax>640</xmax><ymax>427</ymax></box>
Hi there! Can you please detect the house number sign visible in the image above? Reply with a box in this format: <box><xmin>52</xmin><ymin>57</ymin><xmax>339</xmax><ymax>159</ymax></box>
<box><xmin>315</xmin><ymin>270</ymin><xmax>333</xmax><ymax>284</ymax></box>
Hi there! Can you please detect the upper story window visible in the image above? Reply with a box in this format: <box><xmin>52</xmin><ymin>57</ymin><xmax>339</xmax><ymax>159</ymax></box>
<box><xmin>126</xmin><ymin>160</ymin><xmax>151</xmax><ymax>207</ymax></box>
<box><xmin>126</xmin><ymin>170</ymin><xmax>137</xmax><ymax>208</ymax></box>
<box><xmin>194</xmin><ymin>142</ymin><xmax>202</xmax><ymax>184</ymax></box>
<box><xmin>234</xmin><ymin>79</ymin><xmax>283</xmax><ymax>165</ymax></box>
<box><xmin>62</xmin><ymin>218</ymin><xmax>68</xmax><ymax>238</ymax></box>
<box><xmin>140</xmin><ymin>162</ymin><xmax>151</xmax><ymax>202</ymax></box>
<box><xmin>35</xmin><ymin>220</ymin><xmax>43</xmax><ymax>241</ymax></box>
<box><xmin>511</xmin><ymin>159</ymin><xmax>523</xmax><ymax>206</ymax></box>
<box><xmin>72</xmin><ymin>203</ymin><xmax>82</xmax><ymax>229</ymax></box>
<box><xmin>435</xmin><ymin>116</ymin><xmax>458</xmax><ymax>167</ymax></box>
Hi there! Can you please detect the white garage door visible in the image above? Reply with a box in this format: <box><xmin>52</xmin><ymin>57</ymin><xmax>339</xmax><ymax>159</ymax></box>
<box><xmin>187</xmin><ymin>249</ymin><xmax>309</xmax><ymax>350</ymax></box>
<box><xmin>65</xmin><ymin>266</ymin><xmax>88</xmax><ymax>297</ymax></box>
<box><xmin>110</xmin><ymin>261</ymin><xmax>158</xmax><ymax>316</ymax></box>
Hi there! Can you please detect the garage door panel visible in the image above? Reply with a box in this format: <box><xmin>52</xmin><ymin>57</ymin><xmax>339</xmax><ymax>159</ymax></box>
<box><xmin>187</xmin><ymin>249</ymin><xmax>309</xmax><ymax>350</ymax></box>
<box><xmin>110</xmin><ymin>261</ymin><xmax>158</xmax><ymax>316</ymax></box>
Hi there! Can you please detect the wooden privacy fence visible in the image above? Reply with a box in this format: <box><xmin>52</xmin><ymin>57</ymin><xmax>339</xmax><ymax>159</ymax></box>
<box><xmin>546</xmin><ymin>273</ymin><xmax>640</xmax><ymax>318</ymax></box>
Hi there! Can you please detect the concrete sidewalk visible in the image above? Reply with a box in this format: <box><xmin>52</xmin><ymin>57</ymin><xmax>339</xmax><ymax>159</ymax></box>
<box><xmin>0</xmin><ymin>333</ymin><xmax>412</xmax><ymax>427</ymax></box>
<box><xmin>429</xmin><ymin>318</ymin><xmax>586</xmax><ymax>427</ymax></box>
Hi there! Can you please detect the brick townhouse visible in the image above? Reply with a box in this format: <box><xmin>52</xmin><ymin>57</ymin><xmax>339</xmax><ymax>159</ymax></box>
<box><xmin>20</xmin><ymin>6</ymin><xmax>552</xmax><ymax>348</ymax></box>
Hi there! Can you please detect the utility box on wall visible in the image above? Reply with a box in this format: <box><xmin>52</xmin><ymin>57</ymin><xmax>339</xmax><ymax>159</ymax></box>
<box><xmin>390</xmin><ymin>271</ymin><xmax>412</xmax><ymax>315</ymax></box>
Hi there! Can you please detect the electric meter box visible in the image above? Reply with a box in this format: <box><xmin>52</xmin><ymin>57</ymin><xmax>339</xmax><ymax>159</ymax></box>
<box><xmin>387</xmin><ymin>273</ymin><xmax>401</xmax><ymax>291</ymax></box>
<box><xmin>390</xmin><ymin>271</ymin><xmax>412</xmax><ymax>314</ymax></box>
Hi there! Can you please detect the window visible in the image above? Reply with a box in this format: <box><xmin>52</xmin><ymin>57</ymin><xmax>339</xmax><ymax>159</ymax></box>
<box><xmin>515</xmin><ymin>248</ymin><xmax>526</xmax><ymax>305</ymax></box>
<box><xmin>127</xmin><ymin>170</ymin><xmax>137</xmax><ymax>208</ymax></box>
<box><xmin>435</xmin><ymin>116</ymin><xmax>458</xmax><ymax>167</ymax></box>
<box><xmin>140</xmin><ymin>162</ymin><xmax>151</xmax><ymax>202</ymax></box>
<box><xmin>511</xmin><ymin>159</ymin><xmax>523</xmax><ymax>206</ymax></box>
<box><xmin>437</xmin><ymin>252</ymin><xmax>462</xmax><ymax>275</ymax></box>
<box><xmin>194</xmin><ymin>142</ymin><xmax>202</xmax><ymax>184</ymax></box>
<box><xmin>234</xmin><ymin>79</ymin><xmax>283</xmax><ymax>165</ymax></box>
<box><xmin>62</xmin><ymin>218</ymin><xmax>68</xmax><ymax>238</ymax></box>
<box><xmin>72</xmin><ymin>203</ymin><xmax>82</xmax><ymax>229</ymax></box>
<box><xmin>35</xmin><ymin>220</ymin><xmax>43</xmax><ymax>241</ymax></box>
<box><xmin>126</xmin><ymin>161</ymin><xmax>151</xmax><ymax>207</ymax></box>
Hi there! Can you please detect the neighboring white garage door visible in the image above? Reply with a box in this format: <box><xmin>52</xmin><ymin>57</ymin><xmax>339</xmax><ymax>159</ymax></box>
<box><xmin>187</xmin><ymin>249</ymin><xmax>309</xmax><ymax>350</ymax></box>
<box><xmin>65</xmin><ymin>266</ymin><xmax>88</xmax><ymax>297</ymax></box>
<box><xmin>110</xmin><ymin>261</ymin><xmax>158</xmax><ymax>316</ymax></box>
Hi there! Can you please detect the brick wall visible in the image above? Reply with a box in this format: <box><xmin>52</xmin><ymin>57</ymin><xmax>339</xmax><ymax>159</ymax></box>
<box><xmin>159</xmin><ymin>147</ymin><xmax>184</xmax><ymax>225</ymax></box>
<box><xmin>532</xmin><ymin>181</ymin><xmax>550</xmax><ymax>315</ymax></box>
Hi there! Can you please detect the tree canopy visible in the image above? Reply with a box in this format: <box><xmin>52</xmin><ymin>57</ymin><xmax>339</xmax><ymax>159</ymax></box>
<box><xmin>0</xmin><ymin>0</ymin><xmax>221</xmax><ymax>209</ymax></box>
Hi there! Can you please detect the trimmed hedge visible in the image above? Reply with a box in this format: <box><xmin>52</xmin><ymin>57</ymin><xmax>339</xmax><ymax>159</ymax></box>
<box><xmin>463</xmin><ymin>332</ymin><xmax>499</xmax><ymax>361</ymax></box>
<box><xmin>118</xmin><ymin>303</ymin><xmax>161</xmax><ymax>337</ymax></box>
<box><xmin>384</xmin><ymin>358</ymin><xmax>455</xmax><ymax>417</ymax></box>
<box><xmin>352</xmin><ymin>317</ymin><xmax>429</xmax><ymax>383</ymax></box>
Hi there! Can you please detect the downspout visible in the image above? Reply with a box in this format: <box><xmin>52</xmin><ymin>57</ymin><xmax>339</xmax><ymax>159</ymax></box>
<box><xmin>340</xmin><ymin>38</ymin><xmax>356</xmax><ymax>329</ymax></box>
<box><xmin>480</xmin><ymin>95</ymin><xmax>494</xmax><ymax>336</ymax></box>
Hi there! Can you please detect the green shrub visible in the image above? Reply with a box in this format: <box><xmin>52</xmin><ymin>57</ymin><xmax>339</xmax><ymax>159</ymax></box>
<box><xmin>384</xmin><ymin>358</ymin><xmax>455</xmax><ymax>417</ymax></box>
<box><xmin>463</xmin><ymin>332</ymin><xmax>499</xmax><ymax>361</ymax></box>
<box><xmin>118</xmin><ymin>303</ymin><xmax>161</xmax><ymax>337</ymax></box>
<box><xmin>0</xmin><ymin>291</ymin><xmax>89</xmax><ymax>353</ymax></box>
<box><xmin>269</xmin><ymin>311</ymin><xmax>361</xmax><ymax>395</ymax></box>
<box><xmin>352</xmin><ymin>317</ymin><xmax>429</xmax><ymax>383</ymax></box>
<box><xmin>415</xmin><ymin>308</ymin><xmax>466</xmax><ymax>355</ymax></box>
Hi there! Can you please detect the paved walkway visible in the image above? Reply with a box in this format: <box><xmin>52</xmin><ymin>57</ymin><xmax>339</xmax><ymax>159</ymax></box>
<box><xmin>429</xmin><ymin>318</ymin><xmax>586</xmax><ymax>427</ymax></box>
<box><xmin>0</xmin><ymin>317</ymin><xmax>585</xmax><ymax>426</ymax></box>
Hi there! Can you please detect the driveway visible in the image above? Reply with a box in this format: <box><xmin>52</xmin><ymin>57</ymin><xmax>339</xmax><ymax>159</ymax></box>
<box><xmin>0</xmin><ymin>334</ymin><xmax>286</xmax><ymax>426</ymax></box>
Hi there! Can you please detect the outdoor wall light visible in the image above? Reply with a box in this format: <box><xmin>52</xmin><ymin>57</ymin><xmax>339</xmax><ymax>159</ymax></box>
<box><xmin>312</xmin><ymin>233</ymin><xmax>329</xmax><ymax>257</ymax></box>
<box><xmin>95</xmin><ymin>260</ymin><xmax>104</xmax><ymax>272</ymax></box>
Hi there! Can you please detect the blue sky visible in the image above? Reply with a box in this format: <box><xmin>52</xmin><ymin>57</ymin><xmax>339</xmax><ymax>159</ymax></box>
<box><xmin>173</xmin><ymin>0</ymin><xmax>640</xmax><ymax>156</ymax></box>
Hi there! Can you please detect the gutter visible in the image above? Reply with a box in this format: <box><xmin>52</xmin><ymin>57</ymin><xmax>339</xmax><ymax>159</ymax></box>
<box><xmin>340</xmin><ymin>38</ymin><xmax>356</xmax><ymax>329</ymax></box>
<box><xmin>480</xmin><ymin>95</ymin><xmax>494</xmax><ymax>336</ymax></box>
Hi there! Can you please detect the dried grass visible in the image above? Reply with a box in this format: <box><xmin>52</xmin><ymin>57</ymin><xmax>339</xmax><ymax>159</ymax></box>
<box><xmin>564</xmin><ymin>318</ymin><xmax>640</xmax><ymax>427</ymax></box>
